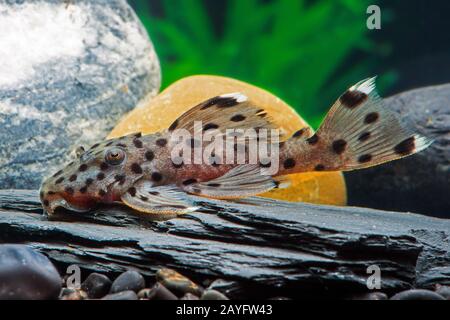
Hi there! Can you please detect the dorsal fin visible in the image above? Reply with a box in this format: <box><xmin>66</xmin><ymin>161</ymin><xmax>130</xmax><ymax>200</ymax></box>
<box><xmin>167</xmin><ymin>93</ymin><xmax>278</xmax><ymax>134</ymax></box>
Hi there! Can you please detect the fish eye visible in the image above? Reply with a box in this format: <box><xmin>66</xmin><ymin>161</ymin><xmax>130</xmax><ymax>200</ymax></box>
<box><xmin>105</xmin><ymin>147</ymin><xmax>126</xmax><ymax>165</ymax></box>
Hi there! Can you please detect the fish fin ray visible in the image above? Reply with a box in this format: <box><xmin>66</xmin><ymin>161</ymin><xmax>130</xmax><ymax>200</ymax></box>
<box><xmin>167</xmin><ymin>93</ymin><xmax>278</xmax><ymax>134</ymax></box>
<box><xmin>121</xmin><ymin>181</ymin><xmax>198</xmax><ymax>215</ymax></box>
<box><xmin>295</xmin><ymin>77</ymin><xmax>433</xmax><ymax>171</ymax></box>
<box><xmin>182</xmin><ymin>165</ymin><xmax>279</xmax><ymax>199</ymax></box>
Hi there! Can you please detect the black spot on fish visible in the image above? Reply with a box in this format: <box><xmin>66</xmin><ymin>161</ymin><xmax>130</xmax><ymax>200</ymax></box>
<box><xmin>200</xmin><ymin>96</ymin><xmax>223</xmax><ymax>110</ymax></box>
<box><xmin>260</xmin><ymin>159</ymin><xmax>271</xmax><ymax>168</ymax></box>
<box><xmin>315</xmin><ymin>164</ymin><xmax>325</xmax><ymax>171</ymax></box>
<box><xmin>156</xmin><ymin>138</ymin><xmax>167</xmax><ymax>147</ymax></box>
<box><xmin>116</xmin><ymin>143</ymin><xmax>127</xmax><ymax>148</ymax></box>
<box><xmin>98</xmin><ymin>189</ymin><xmax>107</xmax><ymax>197</ymax></box>
<box><xmin>48</xmin><ymin>191</ymin><xmax>55</xmax><ymax>195</ymax></box>
<box><xmin>105</xmin><ymin>141</ymin><xmax>114</xmax><ymax>147</ymax></box>
<box><xmin>114</xmin><ymin>174</ymin><xmax>126</xmax><ymax>185</ymax></box>
<box><xmin>183</xmin><ymin>178</ymin><xmax>197</xmax><ymax>186</ymax></box>
<box><xmin>394</xmin><ymin>137</ymin><xmax>415</xmax><ymax>156</ymax></box>
<box><xmin>128</xmin><ymin>187</ymin><xmax>136</xmax><ymax>197</ymax></box>
<box><xmin>293</xmin><ymin>128</ymin><xmax>307</xmax><ymax>138</ymax></box>
<box><xmin>207</xmin><ymin>183</ymin><xmax>221</xmax><ymax>187</ymax></box>
<box><xmin>97</xmin><ymin>172</ymin><xmax>105</xmax><ymax>180</ymax></box>
<box><xmin>69</xmin><ymin>174</ymin><xmax>77</xmax><ymax>182</ymax></box>
<box><xmin>85</xmin><ymin>178</ymin><xmax>93</xmax><ymax>186</ymax></box>
<box><xmin>358</xmin><ymin>132</ymin><xmax>371</xmax><ymax>142</ymax></box>
<box><xmin>145</xmin><ymin>150</ymin><xmax>155</xmax><ymax>161</ymax></box>
<box><xmin>131</xmin><ymin>163</ymin><xmax>143</xmax><ymax>174</ymax></box>
<box><xmin>340</xmin><ymin>90</ymin><xmax>368</xmax><ymax>109</ymax></box>
<box><xmin>90</xmin><ymin>143</ymin><xmax>100</xmax><ymax>149</ymax></box>
<box><xmin>43</xmin><ymin>199</ymin><xmax>49</xmax><ymax>206</ymax></box>
<box><xmin>140</xmin><ymin>196</ymin><xmax>148</xmax><ymax>201</ymax></box>
<box><xmin>364</xmin><ymin>112</ymin><xmax>379</xmax><ymax>124</ymax></box>
<box><xmin>172</xmin><ymin>160</ymin><xmax>183</xmax><ymax>169</ymax></box>
<box><xmin>283</xmin><ymin>158</ymin><xmax>296</xmax><ymax>169</ymax></box>
<box><xmin>307</xmin><ymin>134</ymin><xmax>319</xmax><ymax>145</ymax></box>
<box><xmin>230</xmin><ymin>114</ymin><xmax>246</xmax><ymax>122</ymax></box>
<box><xmin>79</xmin><ymin>186</ymin><xmax>88</xmax><ymax>194</ymax></box>
<box><xmin>149</xmin><ymin>191</ymin><xmax>159</xmax><ymax>196</ymax></box>
<box><xmin>65</xmin><ymin>187</ymin><xmax>74</xmax><ymax>195</ymax></box>
<box><xmin>134</xmin><ymin>132</ymin><xmax>142</xmax><ymax>138</ymax></box>
<box><xmin>100</xmin><ymin>162</ymin><xmax>109</xmax><ymax>171</ymax></box>
<box><xmin>168</xmin><ymin>119</ymin><xmax>179</xmax><ymax>131</ymax></box>
<box><xmin>216</xmin><ymin>96</ymin><xmax>240</xmax><ymax>108</ymax></box>
<box><xmin>133</xmin><ymin>139</ymin><xmax>143</xmax><ymax>148</ymax></box>
<box><xmin>79</xmin><ymin>164</ymin><xmax>88</xmax><ymax>172</ymax></box>
<box><xmin>358</xmin><ymin>154</ymin><xmax>372</xmax><ymax>163</ymax></box>
<box><xmin>55</xmin><ymin>177</ymin><xmax>64</xmax><ymax>184</ymax></box>
<box><xmin>203</xmin><ymin>123</ymin><xmax>219</xmax><ymax>131</ymax></box>
<box><xmin>332</xmin><ymin>139</ymin><xmax>347</xmax><ymax>155</ymax></box>
<box><xmin>151</xmin><ymin>172</ymin><xmax>163</xmax><ymax>182</ymax></box>
<box><xmin>53</xmin><ymin>170</ymin><xmax>63</xmax><ymax>178</ymax></box>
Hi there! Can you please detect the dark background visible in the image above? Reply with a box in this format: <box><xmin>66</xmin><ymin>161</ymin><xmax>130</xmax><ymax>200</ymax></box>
<box><xmin>129</xmin><ymin>0</ymin><xmax>450</xmax><ymax>127</ymax></box>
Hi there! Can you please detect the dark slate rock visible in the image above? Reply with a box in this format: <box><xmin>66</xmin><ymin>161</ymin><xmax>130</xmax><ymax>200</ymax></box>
<box><xmin>390</xmin><ymin>289</ymin><xmax>445</xmax><ymax>300</ymax></box>
<box><xmin>0</xmin><ymin>244</ymin><xmax>61</xmax><ymax>300</ymax></box>
<box><xmin>0</xmin><ymin>0</ymin><xmax>160</xmax><ymax>189</ymax></box>
<box><xmin>2</xmin><ymin>189</ymin><xmax>450</xmax><ymax>299</ymax></box>
<box><xmin>435</xmin><ymin>285</ymin><xmax>450</xmax><ymax>300</ymax></box>
<box><xmin>110</xmin><ymin>270</ymin><xmax>145</xmax><ymax>293</ymax></box>
<box><xmin>346</xmin><ymin>84</ymin><xmax>450</xmax><ymax>218</ymax></box>
<box><xmin>102</xmin><ymin>290</ymin><xmax>138</xmax><ymax>300</ymax></box>
<box><xmin>81</xmin><ymin>272</ymin><xmax>112</xmax><ymax>299</ymax></box>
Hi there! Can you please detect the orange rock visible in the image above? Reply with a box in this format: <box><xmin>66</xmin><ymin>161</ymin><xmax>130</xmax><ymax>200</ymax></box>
<box><xmin>108</xmin><ymin>75</ymin><xmax>347</xmax><ymax>206</ymax></box>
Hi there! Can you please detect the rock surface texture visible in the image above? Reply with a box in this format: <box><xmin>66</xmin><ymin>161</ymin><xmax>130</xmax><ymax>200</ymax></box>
<box><xmin>346</xmin><ymin>84</ymin><xmax>450</xmax><ymax>218</ymax></box>
<box><xmin>0</xmin><ymin>190</ymin><xmax>449</xmax><ymax>299</ymax></box>
<box><xmin>0</xmin><ymin>0</ymin><xmax>160</xmax><ymax>189</ymax></box>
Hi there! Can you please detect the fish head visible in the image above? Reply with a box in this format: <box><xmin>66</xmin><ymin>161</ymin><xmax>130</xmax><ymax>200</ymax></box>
<box><xmin>40</xmin><ymin>133</ymin><xmax>145</xmax><ymax>215</ymax></box>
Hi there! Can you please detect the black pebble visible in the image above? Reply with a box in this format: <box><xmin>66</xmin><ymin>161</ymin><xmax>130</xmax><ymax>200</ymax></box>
<box><xmin>110</xmin><ymin>270</ymin><xmax>145</xmax><ymax>294</ymax></box>
<box><xmin>0</xmin><ymin>244</ymin><xmax>61</xmax><ymax>300</ymax></box>
<box><xmin>201</xmin><ymin>289</ymin><xmax>229</xmax><ymax>300</ymax></box>
<box><xmin>390</xmin><ymin>289</ymin><xmax>445</xmax><ymax>300</ymax></box>
<box><xmin>81</xmin><ymin>273</ymin><xmax>112</xmax><ymax>299</ymax></box>
<box><xmin>146</xmin><ymin>283</ymin><xmax>178</xmax><ymax>300</ymax></box>
<box><xmin>101</xmin><ymin>290</ymin><xmax>138</xmax><ymax>300</ymax></box>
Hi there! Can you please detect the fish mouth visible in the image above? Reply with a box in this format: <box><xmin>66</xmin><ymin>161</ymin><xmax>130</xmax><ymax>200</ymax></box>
<box><xmin>45</xmin><ymin>196</ymin><xmax>92</xmax><ymax>215</ymax></box>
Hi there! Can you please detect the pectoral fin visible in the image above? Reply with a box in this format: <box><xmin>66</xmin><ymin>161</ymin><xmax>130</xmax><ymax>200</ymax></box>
<box><xmin>121</xmin><ymin>181</ymin><xmax>198</xmax><ymax>215</ymax></box>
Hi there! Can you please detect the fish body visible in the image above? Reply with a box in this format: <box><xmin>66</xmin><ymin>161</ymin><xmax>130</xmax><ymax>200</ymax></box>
<box><xmin>40</xmin><ymin>78</ymin><xmax>432</xmax><ymax>215</ymax></box>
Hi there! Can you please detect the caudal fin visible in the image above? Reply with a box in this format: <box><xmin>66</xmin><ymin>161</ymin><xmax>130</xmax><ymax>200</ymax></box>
<box><xmin>282</xmin><ymin>77</ymin><xmax>432</xmax><ymax>173</ymax></box>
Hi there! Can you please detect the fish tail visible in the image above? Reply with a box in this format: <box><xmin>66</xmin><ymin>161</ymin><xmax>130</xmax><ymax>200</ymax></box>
<box><xmin>279</xmin><ymin>77</ymin><xmax>432</xmax><ymax>174</ymax></box>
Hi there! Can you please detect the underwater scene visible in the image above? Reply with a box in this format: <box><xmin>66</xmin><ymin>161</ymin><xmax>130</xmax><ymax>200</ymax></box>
<box><xmin>0</xmin><ymin>0</ymin><xmax>449</xmax><ymax>306</ymax></box>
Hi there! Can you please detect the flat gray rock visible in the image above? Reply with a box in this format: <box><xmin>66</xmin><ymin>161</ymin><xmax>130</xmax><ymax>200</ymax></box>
<box><xmin>0</xmin><ymin>0</ymin><xmax>160</xmax><ymax>189</ymax></box>
<box><xmin>346</xmin><ymin>84</ymin><xmax>450</xmax><ymax>218</ymax></box>
<box><xmin>1</xmin><ymin>190</ymin><xmax>449</xmax><ymax>299</ymax></box>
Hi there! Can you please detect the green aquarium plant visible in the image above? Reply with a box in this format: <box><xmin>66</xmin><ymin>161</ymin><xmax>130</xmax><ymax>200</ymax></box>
<box><xmin>133</xmin><ymin>0</ymin><xmax>393</xmax><ymax>128</ymax></box>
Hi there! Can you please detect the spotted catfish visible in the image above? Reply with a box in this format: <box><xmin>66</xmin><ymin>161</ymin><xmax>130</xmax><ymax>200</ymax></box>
<box><xmin>40</xmin><ymin>78</ymin><xmax>432</xmax><ymax>216</ymax></box>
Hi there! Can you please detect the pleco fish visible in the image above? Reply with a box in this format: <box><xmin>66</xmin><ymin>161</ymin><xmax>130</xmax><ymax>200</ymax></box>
<box><xmin>40</xmin><ymin>78</ymin><xmax>432</xmax><ymax>216</ymax></box>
